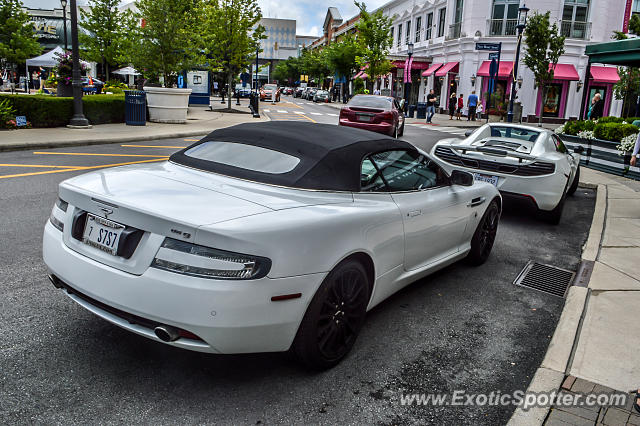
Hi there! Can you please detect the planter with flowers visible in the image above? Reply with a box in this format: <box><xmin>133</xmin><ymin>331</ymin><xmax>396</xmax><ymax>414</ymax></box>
<box><xmin>53</xmin><ymin>51</ymin><xmax>88</xmax><ymax>97</ymax></box>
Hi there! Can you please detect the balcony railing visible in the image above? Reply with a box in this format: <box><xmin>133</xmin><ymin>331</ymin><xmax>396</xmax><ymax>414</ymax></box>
<box><xmin>560</xmin><ymin>20</ymin><xmax>591</xmax><ymax>40</ymax></box>
<box><xmin>487</xmin><ymin>19</ymin><xmax>517</xmax><ymax>36</ymax></box>
<box><xmin>446</xmin><ymin>22</ymin><xmax>462</xmax><ymax>40</ymax></box>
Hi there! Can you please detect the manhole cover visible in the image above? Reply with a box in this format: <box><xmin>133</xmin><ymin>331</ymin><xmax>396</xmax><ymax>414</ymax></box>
<box><xmin>513</xmin><ymin>261</ymin><xmax>575</xmax><ymax>298</ymax></box>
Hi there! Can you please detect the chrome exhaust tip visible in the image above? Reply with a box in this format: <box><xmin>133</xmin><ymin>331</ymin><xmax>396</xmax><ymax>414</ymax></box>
<box><xmin>154</xmin><ymin>325</ymin><xmax>180</xmax><ymax>342</ymax></box>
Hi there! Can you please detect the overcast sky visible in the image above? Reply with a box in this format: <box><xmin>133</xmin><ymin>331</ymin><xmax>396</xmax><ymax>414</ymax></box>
<box><xmin>23</xmin><ymin>0</ymin><xmax>389</xmax><ymax>37</ymax></box>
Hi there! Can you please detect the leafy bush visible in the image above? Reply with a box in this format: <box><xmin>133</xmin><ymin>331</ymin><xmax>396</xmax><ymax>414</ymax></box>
<box><xmin>562</xmin><ymin>120</ymin><xmax>595</xmax><ymax>135</ymax></box>
<box><xmin>353</xmin><ymin>77</ymin><xmax>365</xmax><ymax>95</ymax></box>
<box><xmin>618</xmin><ymin>133</ymin><xmax>638</xmax><ymax>154</ymax></box>
<box><xmin>593</xmin><ymin>122</ymin><xmax>639</xmax><ymax>142</ymax></box>
<box><xmin>0</xmin><ymin>98</ymin><xmax>16</xmax><ymax>127</ymax></box>
<box><xmin>597</xmin><ymin>116</ymin><xmax>623</xmax><ymax>124</ymax></box>
<box><xmin>1</xmin><ymin>94</ymin><xmax>125</xmax><ymax>127</ymax></box>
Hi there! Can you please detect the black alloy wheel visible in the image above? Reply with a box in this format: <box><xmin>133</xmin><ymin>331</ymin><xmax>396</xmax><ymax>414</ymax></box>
<box><xmin>292</xmin><ymin>260</ymin><xmax>369</xmax><ymax>369</ymax></box>
<box><xmin>466</xmin><ymin>200</ymin><xmax>500</xmax><ymax>265</ymax></box>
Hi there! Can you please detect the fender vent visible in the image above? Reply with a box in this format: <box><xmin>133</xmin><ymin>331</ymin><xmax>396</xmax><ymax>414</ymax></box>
<box><xmin>513</xmin><ymin>261</ymin><xmax>575</xmax><ymax>298</ymax></box>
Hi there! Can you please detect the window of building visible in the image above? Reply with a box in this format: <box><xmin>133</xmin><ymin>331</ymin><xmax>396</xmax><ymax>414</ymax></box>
<box><xmin>415</xmin><ymin>16</ymin><xmax>422</xmax><ymax>42</ymax></box>
<box><xmin>633</xmin><ymin>0</ymin><xmax>640</xmax><ymax>15</ymax></box>
<box><xmin>561</xmin><ymin>0</ymin><xmax>590</xmax><ymax>39</ymax></box>
<box><xmin>425</xmin><ymin>12</ymin><xmax>433</xmax><ymax>40</ymax></box>
<box><xmin>397</xmin><ymin>23</ymin><xmax>402</xmax><ymax>46</ymax></box>
<box><xmin>437</xmin><ymin>8</ymin><xmax>446</xmax><ymax>37</ymax></box>
<box><xmin>405</xmin><ymin>20</ymin><xmax>411</xmax><ymax>45</ymax></box>
<box><xmin>454</xmin><ymin>0</ymin><xmax>464</xmax><ymax>24</ymax></box>
<box><xmin>490</xmin><ymin>0</ymin><xmax>519</xmax><ymax>35</ymax></box>
<box><xmin>390</xmin><ymin>26</ymin><xmax>394</xmax><ymax>46</ymax></box>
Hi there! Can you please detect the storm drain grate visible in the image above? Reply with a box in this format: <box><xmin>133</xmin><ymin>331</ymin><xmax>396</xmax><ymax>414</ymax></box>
<box><xmin>513</xmin><ymin>261</ymin><xmax>575</xmax><ymax>298</ymax></box>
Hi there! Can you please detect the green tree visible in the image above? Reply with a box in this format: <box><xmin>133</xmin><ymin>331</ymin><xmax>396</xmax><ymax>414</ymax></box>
<box><xmin>80</xmin><ymin>0</ymin><xmax>136</xmax><ymax>78</ymax></box>
<box><xmin>613</xmin><ymin>66</ymin><xmax>640</xmax><ymax>117</ymax></box>
<box><xmin>0</xmin><ymin>0</ymin><xmax>41</xmax><ymax>65</ymax></box>
<box><xmin>272</xmin><ymin>56</ymin><xmax>301</xmax><ymax>85</ymax></box>
<box><xmin>200</xmin><ymin>0</ymin><xmax>264</xmax><ymax>110</ymax></box>
<box><xmin>324</xmin><ymin>34</ymin><xmax>362</xmax><ymax>95</ymax></box>
<box><xmin>522</xmin><ymin>11</ymin><xmax>565</xmax><ymax>126</ymax></box>
<box><xmin>128</xmin><ymin>0</ymin><xmax>199</xmax><ymax>87</ymax></box>
<box><xmin>354</xmin><ymin>1</ymin><xmax>393</xmax><ymax>90</ymax></box>
<box><xmin>300</xmin><ymin>48</ymin><xmax>330</xmax><ymax>85</ymax></box>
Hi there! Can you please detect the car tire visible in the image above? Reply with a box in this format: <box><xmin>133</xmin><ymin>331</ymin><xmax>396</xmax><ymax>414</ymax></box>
<box><xmin>466</xmin><ymin>200</ymin><xmax>500</xmax><ymax>266</ymax></box>
<box><xmin>567</xmin><ymin>166</ymin><xmax>580</xmax><ymax>196</ymax></box>
<box><xmin>292</xmin><ymin>259</ymin><xmax>369</xmax><ymax>370</ymax></box>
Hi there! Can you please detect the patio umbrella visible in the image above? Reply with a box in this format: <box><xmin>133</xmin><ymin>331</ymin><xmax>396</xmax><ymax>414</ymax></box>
<box><xmin>112</xmin><ymin>66</ymin><xmax>140</xmax><ymax>75</ymax></box>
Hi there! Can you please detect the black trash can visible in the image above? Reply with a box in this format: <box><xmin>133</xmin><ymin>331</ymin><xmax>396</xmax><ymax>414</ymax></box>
<box><xmin>408</xmin><ymin>104</ymin><xmax>416</xmax><ymax>118</ymax></box>
<box><xmin>125</xmin><ymin>90</ymin><xmax>146</xmax><ymax>126</ymax></box>
<box><xmin>416</xmin><ymin>102</ymin><xmax>427</xmax><ymax>119</ymax></box>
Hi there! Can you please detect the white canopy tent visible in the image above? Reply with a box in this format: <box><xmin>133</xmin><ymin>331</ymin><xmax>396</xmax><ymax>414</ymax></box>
<box><xmin>113</xmin><ymin>66</ymin><xmax>140</xmax><ymax>75</ymax></box>
<box><xmin>26</xmin><ymin>46</ymin><xmax>91</xmax><ymax>68</ymax></box>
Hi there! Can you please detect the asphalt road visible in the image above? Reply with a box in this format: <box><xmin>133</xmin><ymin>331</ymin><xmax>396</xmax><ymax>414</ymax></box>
<box><xmin>0</xmin><ymin>101</ymin><xmax>595</xmax><ymax>425</ymax></box>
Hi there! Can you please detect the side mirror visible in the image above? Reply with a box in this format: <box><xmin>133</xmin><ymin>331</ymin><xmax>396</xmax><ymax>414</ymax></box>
<box><xmin>399</xmin><ymin>99</ymin><xmax>405</xmax><ymax>109</ymax></box>
<box><xmin>451</xmin><ymin>170</ymin><xmax>474</xmax><ymax>186</ymax></box>
<box><xmin>464</xmin><ymin>129</ymin><xmax>474</xmax><ymax>138</ymax></box>
<box><xmin>574</xmin><ymin>145</ymin><xmax>585</xmax><ymax>154</ymax></box>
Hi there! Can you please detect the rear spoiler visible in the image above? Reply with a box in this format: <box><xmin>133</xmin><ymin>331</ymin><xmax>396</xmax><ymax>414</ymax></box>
<box><xmin>449</xmin><ymin>145</ymin><xmax>538</xmax><ymax>163</ymax></box>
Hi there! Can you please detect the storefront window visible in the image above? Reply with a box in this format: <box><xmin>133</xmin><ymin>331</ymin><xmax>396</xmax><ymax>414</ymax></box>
<box><xmin>586</xmin><ymin>86</ymin><xmax>607</xmax><ymax>116</ymax></box>
<box><xmin>542</xmin><ymin>83</ymin><xmax>563</xmax><ymax>117</ymax></box>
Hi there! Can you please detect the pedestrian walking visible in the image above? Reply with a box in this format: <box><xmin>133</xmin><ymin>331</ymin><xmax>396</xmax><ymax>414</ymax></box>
<box><xmin>449</xmin><ymin>93</ymin><xmax>457</xmax><ymax>120</ymax></box>
<box><xmin>426</xmin><ymin>89</ymin><xmax>436</xmax><ymax>124</ymax></box>
<box><xmin>476</xmin><ymin>102</ymin><xmax>484</xmax><ymax>120</ymax></box>
<box><xmin>590</xmin><ymin>93</ymin><xmax>604</xmax><ymax>120</ymax></box>
<box><xmin>467</xmin><ymin>90</ymin><xmax>478</xmax><ymax>121</ymax></box>
<box><xmin>373</xmin><ymin>88</ymin><xmax>381</xmax><ymax>95</ymax></box>
<box><xmin>456</xmin><ymin>94</ymin><xmax>464</xmax><ymax>120</ymax></box>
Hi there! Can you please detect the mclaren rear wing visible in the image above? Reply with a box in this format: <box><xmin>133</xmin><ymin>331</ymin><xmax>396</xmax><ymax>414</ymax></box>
<box><xmin>448</xmin><ymin>145</ymin><xmax>538</xmax><ymax>163</ymax></box>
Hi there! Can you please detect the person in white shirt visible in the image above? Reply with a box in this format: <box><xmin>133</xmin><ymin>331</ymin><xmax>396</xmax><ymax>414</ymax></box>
<box><xmin>476</xmin><ymin>102</ymin><xmax>483</xmax><ymax>120</ymax></box>
<box><xmin>373</xmin><ymin>88</ymin><xmax>381</xmax><ymax>95</ymax></box>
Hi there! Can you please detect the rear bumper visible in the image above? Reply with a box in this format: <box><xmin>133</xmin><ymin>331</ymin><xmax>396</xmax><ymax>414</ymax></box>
<box><xmin>339</xmin><ymin>119</ymin><xmax>394</xmax><ymax>136</ymax></box>
<box><xmin>43</xmin><ymin>222</ymin><xmax>326</xmax><ymax>354</ymax></box>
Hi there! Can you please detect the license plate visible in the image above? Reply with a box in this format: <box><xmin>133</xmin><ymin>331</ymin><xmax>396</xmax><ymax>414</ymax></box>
<box><xmin>357</xmin><ymin>114</ymin><xmax>372</xmax><ymax>122</ymax></box>
<box><xmin>473</xmin><ymin>173</ymin><xmax>499</xmax><ymax>187</ymax></box>
<box><xmin>82</xmin><ymin>213</ymin><xmax>125</xmax><ymax>256</ymax></box>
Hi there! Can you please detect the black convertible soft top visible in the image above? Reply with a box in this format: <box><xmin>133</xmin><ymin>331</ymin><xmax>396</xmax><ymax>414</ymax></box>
<box><xmin>169</xmin><ymin>121</ymin><xmax>418</xmax><ymax>191</ymax></box>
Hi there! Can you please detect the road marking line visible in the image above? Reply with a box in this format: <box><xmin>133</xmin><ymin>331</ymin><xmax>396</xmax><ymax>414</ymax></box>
<box><xmin>277</xmin><ymin>110</ymin><xmax>288</xmax><ymax>113</ymax></box>
<box><xmin>33</xmin><ymin>152</ymin><xmax>169</xmax><ymax>158</ymax></box>
<box><xmin>184</xmin><ymin>138</ymin><xmax>199</xmax><ymax>141</ymax></box>
<box><xmin>327</xmin><ymin>113</ymin><xmax>338</xmax><ymax>116</ymax></box>
<box><xmin>294</xmin><ymin>111</ymin><xmax>306</xmax><ymax>114</ymax></box>
<box><xmin>299</xmin><ymin>114</ymin><xmax>317</xmax><ymax>124</ymax></box>
<box><xmin>310</xmin><ymin>112</ymin><xmax>323</xmax><ymax>116</ymax></box>
<box><xmin>263</xmin><ymin>109</ymin><xmax>271</xmax><ymax>112</ymax></box>
<box><xmin>0</xmin><ymin>158</ymin><xmax>167</xmax><ymax>180</ymax></box>
<box><xmin>121</xmin><ymin>144</ymin><xmax>187</xmax><ymax>149</ymax></box>
<box><xmin>0</xmin><ymin>163</ymin><xmax>85</xmax><ymax>169</ymax></box>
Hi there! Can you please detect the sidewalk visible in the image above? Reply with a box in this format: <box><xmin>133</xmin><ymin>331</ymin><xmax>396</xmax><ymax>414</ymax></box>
<box><xmin>0</xmin><ymin>105</ymin><xmax>266</xmax><ymax>152</ymax></box>
<box><xmin>509</xmin><ymin>168</ymin><xmax>640</xmax><ymax>425</ymax></box>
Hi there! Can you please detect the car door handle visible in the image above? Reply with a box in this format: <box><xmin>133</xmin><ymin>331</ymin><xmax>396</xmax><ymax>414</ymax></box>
<box><xmin>467</xmin><ymin>197</ymin><xmax>486</xmax><ymax>207</ymax></box>
<box><xmin>407</xmin><ymin>210</ymin><xmax>422</xmax><ymax>217</ymax></box>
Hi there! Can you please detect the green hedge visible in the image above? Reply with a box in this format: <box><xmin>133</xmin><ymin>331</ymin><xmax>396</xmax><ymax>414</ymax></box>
<box><xmin>563</xmin><ymin>120</ymin><xmax>596</xmax><ymax>135</ymax></box>
<box><xmin>597</xmin><ymin>116</ymin><xmax>640</xmax><ymax>124</ymax></box>
<box><xmin>0</xmin><ymin>94</ymin><xmax>125</xmax><ymax>127</ymax></box>
<box><xmin>593</xmin><ymin>122</ymin><xmax>639</xmax><ymax>142</ymax></box>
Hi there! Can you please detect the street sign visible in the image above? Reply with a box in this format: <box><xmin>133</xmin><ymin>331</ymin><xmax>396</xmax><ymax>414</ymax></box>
<box><xmin>16</xmin><ymin>116</ymin><xmax>27</xmax><ymax>126</ymax></box>
<box><xmin>476</xmin><ymin>42</ymin><xmax>501</xmax><ymax>51</ymax></box>
<box><xmin>489</xmin><ymin>52</ymin><xmax>500</xmax><ymax>60</ymax></box>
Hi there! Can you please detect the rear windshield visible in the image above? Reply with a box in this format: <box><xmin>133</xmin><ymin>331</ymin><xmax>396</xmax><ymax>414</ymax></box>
<box><xmin>348</xmin><ymin>95</ymin><xmax>392</xmax><ymax>109</ymax></box>
<box><xmin>264</xmin><ymin>85</ymin><xmax>276</xmax><ymax>90</ymax></box>
<box><xmin>184</xmin><ymin>141</ymin><xmax>300</xmax><ymax>174</ymax></box>
<box><xmin>489</xmin><ymin>126</ymin><xmax>541</xmax><ymax>142</ymax></box>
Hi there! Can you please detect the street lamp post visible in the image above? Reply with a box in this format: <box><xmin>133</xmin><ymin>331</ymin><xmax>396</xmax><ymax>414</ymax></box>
<box><xmin>404</xmin><ymin>42</ymin><xmax>414</xmax><ymax>113</ymax></box>
<box><xmin>507</xmin><ymin>4</ymin><xmax>529</xmax><ymax>123</ymax></box>
<box><xmin>60</xmin><ymin>0</ymin><xmax>68</xmax><ymax>51</ymax></box>
<box><xmin>68</xmin><ymin>0</ymin><xmax>89</xmax><ymax>127</ymax></box>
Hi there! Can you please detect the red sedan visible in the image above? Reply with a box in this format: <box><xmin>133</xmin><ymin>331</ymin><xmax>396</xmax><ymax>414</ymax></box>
<box><xmin>259</xmin><ymin>84</ymin><xmax>280</xmax><ymax>102</ymax></box>
<box><xmin>339</xmin><ymin>95</ymin><xmax>405</xmax><ymax>138</ymax></box>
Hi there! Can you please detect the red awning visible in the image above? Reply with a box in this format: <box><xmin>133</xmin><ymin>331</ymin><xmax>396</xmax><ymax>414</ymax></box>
<box><xmin>393</xmin><ymin>60</ymin><xmax>431</xmax><ymax>70</ymax></box>
<box><xmin>435</xmin><ymin>62</ymin><xmax>459</xmax><ymax>77</ymax></box>
<box><xmin>477</xmin><ymin>60</ymin><xmax>514</xmax><ymax>78</ymax></box>
<box><xmin>422</xmin><ymin>63</ymin><xmax>442</xmax><ymax>77</ymax></box>
<box><xmin>549</xmin><ymin>63</ymin><xmax>579</xmax><ymax>81</ymax></box>
<box><xmin>590</xmin><ymin>66</ymin><xmax>620</xmax><ymax>83</ymax></box>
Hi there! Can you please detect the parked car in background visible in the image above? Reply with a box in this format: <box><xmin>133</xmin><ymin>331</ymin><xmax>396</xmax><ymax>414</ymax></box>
<box><xmin>234</xmin><ymin>84</ymin><xmax>251</xmax><ymax>98</ymax></box>
<box><xmin>282</xmin><ymin>87</ymin><xmax>293</xmax><ymax>95</ymax></box>
<box><xmin>431</xmin><ymin>123</ymin><xmax>582</xmax><ymax>224</ymax></box>
<box><xmin>260</xmin><ymin>84</ymin><xmax>280</xmax><ymax>102</ymax></box>
<box><xmin>305</xmin><ymin>88</ymin><xmax>318</xmax><ymax>100</ymax></box>
<box><xmin>294</xmin><ymin>87</ymin><xmax>304</xmax><ymax>98</ymax></box>
<box><xmin>43</xmin><ymin>121</ymin><xmax>500</xmax><ymax>370</ymax></box>
<box><xmin>339</xmin><ymin>95</ymin><xmax>405</xmax><ymax>138</ymax></box>
<box><xmin>313</xmin><ymin>90</ymin><xmax>331</xmax><ymax>103</ymax></box>
<box><xmin>81</xmin><ymin>76</ymin><xmax>104</xmax><ymax>94</ymax></box>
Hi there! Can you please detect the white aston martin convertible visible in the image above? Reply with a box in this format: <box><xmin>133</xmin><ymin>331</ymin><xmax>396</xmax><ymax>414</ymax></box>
<box><xmin>43</xmin><ymin>122</ymin><xmax>501</xmax><ymax>369</ymax></box>
<box><xmin>431</xmin><ymin>123</ymin><xmax>583</xmax><ymax>224</ymax></box>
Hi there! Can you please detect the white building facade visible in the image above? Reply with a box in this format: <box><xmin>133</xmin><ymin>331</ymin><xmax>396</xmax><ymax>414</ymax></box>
<box><xmin>378</xmin><ymin>0</ymin><xmax>628</xmax><ymax>122</ymax></box>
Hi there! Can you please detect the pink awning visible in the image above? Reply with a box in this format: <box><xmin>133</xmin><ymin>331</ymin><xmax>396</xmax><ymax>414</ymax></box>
<box><xmin>435</xmin><ymin>61</ymin><xmax>459</xmax><ymax>77</ymax></box>
<box><xmin>422</xmin><ymin>63</ymin><xmax>442</xmax><ymax>77</ymax></box>
<box><xmin>353</xmin><ymin>71</ymin><xmax>364</xmax><ymax>79</ymax></box>
<box><xmin>590</xmin><ymin>66</ymin><xmax>620</xmax><ymax>83</ymax></box>
<box><xmin>549</xmin><ymin>63</ymin><xmax>579</xmax><ymax>81</ymax></box>
<box><xmin>360</xmin><ymin>73</ymin><xmax>369</xmax><ymax>80</ymax></box>
<box><xmin>477</xmin><ymin>60</ymin><xmax>514</xmax><ymax>78</ymax></box>
<box><xmin>393</xmin><ymin>60</ymin><xmax>431</xmax><ymax>70</ymax></box>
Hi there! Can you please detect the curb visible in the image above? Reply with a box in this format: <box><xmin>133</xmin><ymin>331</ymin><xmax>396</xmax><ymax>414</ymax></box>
<box><xmin>507</xmin><ymin>180</ymin><xmax>608</xmax><ymax>426</ymax></box>
<box><xmin>0</xmin><ymin>129</ymin><xmax>212</xmax><ymax>153</ymax></box>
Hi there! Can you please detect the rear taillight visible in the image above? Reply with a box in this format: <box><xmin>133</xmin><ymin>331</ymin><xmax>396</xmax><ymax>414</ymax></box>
<box><xmin>379</xmin><ymin>111</ymin><xmax>394</xmax><ymax>123</ymax></box>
